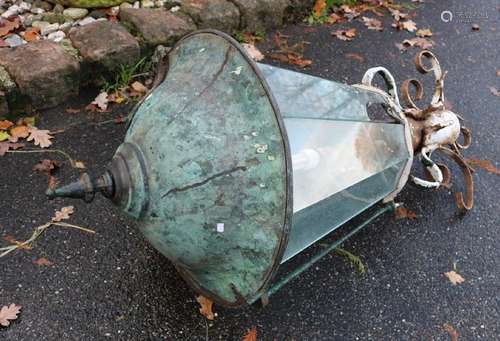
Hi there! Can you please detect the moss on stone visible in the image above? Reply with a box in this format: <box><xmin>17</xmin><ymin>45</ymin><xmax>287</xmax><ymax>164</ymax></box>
<box><xmin>49</xmin><ymin>0</ymin><xmax>128</xmax><ymax>8</ymax></box>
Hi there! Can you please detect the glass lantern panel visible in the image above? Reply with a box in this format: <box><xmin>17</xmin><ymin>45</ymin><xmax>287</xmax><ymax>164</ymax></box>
<box><xmin>257</xmin><ymin>63</ymin><xmax>381</xmax><ymax>121</ymax></box>
<box><xmin>281</xmin><ymin>118</ymin><xmax>409</xmax><ymax>262</ymax></box>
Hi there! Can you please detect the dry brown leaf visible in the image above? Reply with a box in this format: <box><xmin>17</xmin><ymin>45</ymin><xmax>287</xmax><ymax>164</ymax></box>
<box><xmin>416</xmin><ymin>28</ymin><xmax>433</xmax><ymax>37</ymax></box>
<box><xmin>34</xmin><ymin>257</ymin><xmax>54</xmax><ymax>266</ymax></box>
<box><xmin>326</xmin><ymin>13</ymin><xmax>343</xmax><ymax>24</ymax></box>
<box><xmin>3</xmin><ymin>235</ymin><xmax>31</xmax><ymax>250</ymax></box>
<box><xmin>443</xmin><ymin>323</ymin><xmax>459</xmax><ymax>341</ymax></box>
<box><xmin>402</xmin><ymin>20</ymin><xmax>417</xmax><ymax>32</ymax></box>
<box><xmin>0</xmin><ymin>120</ymin><xmax>13</xmax><ymax>130</ymax></box>
<box><xmin>444</xmin><ymin>270</ymin><xmax>465</xmax><ymax>285</ymax></box>
<box><xmin>27</xmin><ymin>127</ymin><xmax>53</xmax><ymax>148</ymax></box>
<box><xmin>22</xmin><ymin>27</ymin><xmax>40</xmax><ymax>42</ymax></box>
<box><xmin>65</xmin><ymin>108</ymin><xmax>80</xmax><ymax>114</ymax></box>
<box><xmin>362</xmin><ymin>17</ymin><xmax>383</xmax><ymax>31</ymax></box>
<box><xmin>9</xmin><ymin>125</ymin><xmax>29</xmax><ymax>142</ymax></box>
<box><xmin>91</xmin><ymin>92</ymin><xmax>109</xmax><ymax>111</ymax></box>
<box><xmin>131</xmin><ymin>81</ymin><xmax>147</xmax><ymax>94</ymax></box>
<box><xmin>242</xmin><ymin>326</ymin><xmax>257</xmax><ymax>341</ymax></box>
<box><xmin>332</xmin><ymin>28</ymin><xmax>356</xmax><ymax>41</ymax></box>
<box><xmin>0</xmin><ymin>17</ymin><xmax>20</xmax><ymax>38</ymax></box>
<box><xmin>397</xmin><ymin>37</ymin><xmax>434</xmax><ymax>52</ymax></box>
<box><xmin>74</xmin><ymin>160</ymin><xmax>86</xmax><ymax>169</ymax></box>
<box><xmin>33</xmin><ymin>159</ymin><xmax>60</xmax><ymax>173</ymax></box>
<box><xmin>395</xmin><ymin>206</ymin><xmax>417</xmax><ymax>219</ymax></box>
<box><xmin>344</xmin><ymin>53</ymin><xmax>364</xmax><ymax>63</ymax></box>
<box><xmin>0</xmin><ymin>304</ymin><xmax>21</xmax><ymax>327</ymax></box>
<box><xmin>0</xmin><ymin>142</ymin><xmax>24</xmax><ymax>156</ymax></box>
<box><xmin>488</xmin><ymin>86</ymin><xmax>500</xmax><ymax>97</ymax></box>
<box><xmin>52</xmin><ymin>206</ymin><xmax>74</xmax><ymax>222</ymax></box>
<box><xmin>465</xmin><ymin>158</ymin><xmax>500</xmax><ymax>175</ymax></box>
<box><xmin>196</xmin><ymin>295</ymin><xmax>214</xmax><ymax>320</ymax></box>
<box><xmin>242</xmin><ymin>43</ymin><xmax>264</xmax><ymax>61</ymax></box>
<box><xmin>312</xmin><ymin>0</ymin><xmax>326</xmax><ymax>17</ymax></box>
<box><xmin>388</xmin><ymin>8</ymin><xmax>408</xmax><ymax>21</ymax></box>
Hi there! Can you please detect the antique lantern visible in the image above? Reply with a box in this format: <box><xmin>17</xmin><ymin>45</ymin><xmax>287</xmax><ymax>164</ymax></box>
<box><xmin>47</xmin><ymin>30</ymin><xmax>473</xmax><ymax>307</ymax></box>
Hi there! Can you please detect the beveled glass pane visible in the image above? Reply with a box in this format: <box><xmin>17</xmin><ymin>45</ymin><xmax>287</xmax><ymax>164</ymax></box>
<box><xmin>258</xmin><ymin>63</ymin><xmax>382</xmax><ymax>121</ymax></box>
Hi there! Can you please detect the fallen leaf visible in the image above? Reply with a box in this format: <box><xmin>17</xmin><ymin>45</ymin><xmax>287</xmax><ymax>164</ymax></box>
<box><xmin>196</xmin><ymin>295</ymin><xmax>214</xmax><ymax>320</ymax></box>
<box><xmin>312</xmin><ymin>0</ymin><xmax>326</xmax><ymax>17</ymax></box>
<box><xmin>443</xmin><ymin>323</ymin><xmax>459</xmax><ymax>341</ymax></box>
<box><xmin>65</xmin><ymin>108</ymin><xmax>80</xmax><ymax>114</ymax></box>
<box><xmin>108</xmin><ymin>92</ymin><xmax>125</xmax><ymax>104</ymax></box>
<box><xmin>130</xmin><ymin>81</ymin><xmax>147</xmax><ymax>94</ymax></box>
<box><xmin>395</xmin><ymin>206</ymin><xmax>417</xmax><ymax>219</ymax></box>
<box><xmin>0</xmin><ymin>17</ymin><xmax>20</xmax><ymax>38</ymax></box>
<box><xmin>21</xmin><ymin>116</ymin><xmax>36</xmax><ymax>127</ymax></box>
<box><xmin>416</xmin><ymin>28</ymin><xmax>433</xmax><ymax>37</ymax></box>
<box><xmin>0</xmin><ymin>304</ymin><xmax>21</xmax><ymax>327</ymax></box>
<box><xmin>340</xmin><ymin>4</ymin><xmax>360</xmax><ymax>20</ymax></box>
<box><xmin>22</xmin><ymin>27</ymin><xmax>40</xmax><ymax>42</ymax></box>
<box><xmin>34</xmin><ymin>257</ymin><xmax>54</xmax><ymax>266</ymax></box>
<box><xmin>270</xmin><ymin>33</ymin><xmax>312</xmax><ymax>68</ymax></box>
<box><xmin>332</xmin><ymin>28</ymin><xmax>357</xmax><ymax>41</ymax></box>
<box><xmin>471</xmin><ymin>23</ymin><xmax>480</xmax><ymax>31</ymax></box>
<box><xmin>52</xmin><ymin>206</ymin><xmax>74</xmax><ymax>222</ymax></box>
<box><xmin>8</xmin><ymin>125</ymin><xmax>29</xmax><ymax>142</ymax></box>
<box><xmin>0</xmin><ymin>120</ymin><xmax>13</xmax><ymax>130</ymax></box>
<box><xmin>73</xmin><ymin>160</ymin><xmax>86</xmax><ymax>169</ymax></box>
<box><xmin>242</xmin><ymin>326</ymin><xmax>257</xmax><ymax>341</ymax></box>
<box><xmin>3</xmin><ymin>235</ymin><xmax>31</xmax><ymax>250</ymax></box>
<box><xmin>388</xmin><ymin>8</ymin><xmax>408</xmax><ymax>21</ymax></box>
<box><xmin>91</xmin><ymin>92</ymin><xmax>109</xmax><ymax>111</ymax></box>
<box><xmin>488</xmin><ymin>86</ymin><xmax>500</xmax><ymax>97</ymax></box>
<box><xmin>465</xmin><ymin>159</ymin><xmax>500</xmax><ymax>175</ymax></box>
<box><xmin>397</xmin><ymin>37</ymin><xmax>434</xmax><ymax>52</ymax></box>
<box><xmin>344</xmin><ymin>53</ymin><xmax>364</xmax><ymax>63</ymax></box>
<box><xmin>402</xmin><ymin>20</ymin><xmax>417</xmax><ymax>32</ymax></box>
<box><xmin>362</xmin><ymin>16</ymin><xmax>383</xmax><ymax>31</ymax></box>
<box><xmin>33</xmin><ymin>159</ymin><xmax>60</xmax><ymax>173</ymax></box>
<box><xmin>0</xmin><ymin>131</ymin><xmax>9</xmax><ymax>142</ymax></box>
<box><xmin>326</xmin><ymin>13</ymin><xmax>343</xmax><ymax>24</ymax></box>
<box><xmin>27</xmin><ymin>127</ymin><xmax>53</xmax><ymax>148</ymax></box>
<box><xmin>444</xmin><ymin>270</ymin><xmax>464</xmax><ymax>285</ymax></box>
<box><xmin>242</xmin><ymin>43</ymin><xmax>264</xmax><ymax>61</ymax></box>
<box><xmin>0</xmin><ymin>142</ymin><xmax>24</xmax><ymax>156</ymax></box>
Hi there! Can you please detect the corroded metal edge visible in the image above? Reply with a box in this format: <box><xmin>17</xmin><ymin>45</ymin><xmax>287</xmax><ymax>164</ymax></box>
<box><xmin>170</xmin><ymin>29</ymin><xmax>294</xmax><ymax>308</ymax></box>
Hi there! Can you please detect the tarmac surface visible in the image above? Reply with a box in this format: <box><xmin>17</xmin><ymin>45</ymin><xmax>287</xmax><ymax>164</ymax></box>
<box><xmin>1</xmin><ymin>0</ymin><xmax>499</xmax><ymax>340</ymax></box>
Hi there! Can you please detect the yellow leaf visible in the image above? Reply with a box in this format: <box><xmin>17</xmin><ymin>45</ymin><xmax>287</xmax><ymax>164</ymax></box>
<box><xmin>196</xmin><ymin>295</ymin><xmax>215</xmax><ymax>320</ymax></box>
<box><xmin>0</xmin><ymin>131</ymin><xmax>9</xmax><ymax>142</ymax></box>
<box><xmin>242</xmin><ymin>326</ymin><xmax>257</xmax><ymax>341</ymax></box>
<box><xmin>416</xmin><ymin>28</ymin><xmax>433</xmax><ymax>37</ymax></box>
<box><xmin>22</xmin><ymin>116</ymin><xmax>36</xmax><ymax>127</ymax></box>
<box><xmin>312</xmin><ymin>0</ymin><xmax>326</xmax><ymax>17</ymax></box>
<box><xmin>74</xmin><ymin>160</ymin><xmax>86</xmax><ymax>169</ymax></box>
<box><xmin>444</xmin><ymin>270</ymin><xmax>465</xmax><ymax>285</ymax></box>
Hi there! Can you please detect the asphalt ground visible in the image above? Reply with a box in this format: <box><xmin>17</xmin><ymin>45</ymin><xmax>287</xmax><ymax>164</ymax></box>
<box><xmin>1</xmin><ymin>0</ymin><xmax>499</xmax><ymax>340</ymax></box>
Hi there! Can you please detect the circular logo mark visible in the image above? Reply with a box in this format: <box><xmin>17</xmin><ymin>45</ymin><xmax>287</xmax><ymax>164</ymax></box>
<box><xmin>441</xmin><ymin>10</ymin><xmax>453</xmax><ymax>23</ymax></box>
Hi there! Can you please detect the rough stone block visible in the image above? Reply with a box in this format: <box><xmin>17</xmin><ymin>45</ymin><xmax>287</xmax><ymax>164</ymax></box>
<box><xmin>69</xmin><ymin>21</ymin><xmax>140</xmax><ymax>81</ymax></box>
<box><xmin>119</xmin><ymin>8</ymin><xmax>196</xmax><ymax>46</ymax></box>
<box><xmin>231</xmin><ymin>0</ymin><xmax>290</xmax><ymax>31</ymax></box>
<box><xmin>0</xmin><ymin>41</ymin><xmax>80</xmax><ymax>112</ymax></box>
<box><xmin>181</xmin><ymin>0</ymin><xmax>240</xmax><ymax>32</ymax></box>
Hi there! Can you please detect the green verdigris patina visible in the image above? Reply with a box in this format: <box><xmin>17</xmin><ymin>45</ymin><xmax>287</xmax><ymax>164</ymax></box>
<box><xmin>121</xmin><ymin>31</ymin><xmax>292</xmax><ymax>306</ymax></box>
<box><xmin>49</xmin><ymin>0</ymin><xmax>128</xmax><ymax>8</ymax></box>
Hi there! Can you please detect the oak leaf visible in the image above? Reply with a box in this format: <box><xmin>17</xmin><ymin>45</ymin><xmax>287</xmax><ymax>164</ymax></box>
<box><xmin>242</xmin><ymin>326</ymin><xmax>257</xmax><ymax>341</ymax></box>
<box><xmin>465</xmin><ymin>159</ymin><xmax>500</xmax><ymax>175</ymax></box>
<box><xmin>362</xmin><ymin>17</ymin><xmax>383</xmax><ymax>31</ymax></box>
<box><xmin>332</xmin><ymin>28</ymin><xmax>356</xmax><ymax>41</ymax></box>
<box><xmin>33</xmin><ymin>159</ymin><xmax>60</xmax><ymax>173</ymax></box>
<box><xmin>0</xmin><ymin>17</ymin><xmax>20</xmax><ymax>37</ymax></box>
<box><xmin>52</xmin><ymin>206</ymin><xmax>74</xmax><ymax>222</ymax></box>
<box><xmin>0</xmin><ymin>120</ymin><xmax>13</xmax><ymax>130</ymax></box>
<box><xmin>0</xmin><ymin>304</ymin><xmax>21</xmax><ymax>327</ymax></box>
<box><xmin>444</xmin><ymin>270</ymin><xmax>464</xmax><ymax>285</ymax></box>
<box><xmin>9</xmin><ymin>125</ymin><xmax>29</xmax><ymax>142</ymax></box>
<box><xmin>196</xmin><ymin>295</ymin><xmax>215</xmax><ymax>320</ymax></box>
<box><xmin>388</xmin><ymin>8</ymin><xmax>408</xmax><ymax>21</ymax></box>
<box><xmin>91</xmin><ymin>92</ymin><xmax>109</xmax><ymax>111</ymax></box>
<box><xmin>0</xmin><ymin>131</ymin><xmax>9</xmax><ymax>142</ymax></box>
<box><xmin>27</xmin><ymin>127</ymin><xmax>53</xmax><ymax>148</ymax></box>
<box><xmin>0</xmin><ymin>142</ymin><xmax>24</xmax><ymax>156</ymax></box>
<box><xmin>402</xmin><ymin>20</ymin><xmax>417</xmax><ymax>32</ymax></box>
